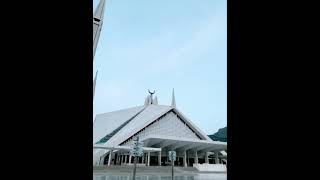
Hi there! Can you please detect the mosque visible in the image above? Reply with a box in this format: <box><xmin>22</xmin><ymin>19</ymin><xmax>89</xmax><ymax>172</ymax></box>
<box><xmin>92</xmin><ymin>0</ymin><xmax>227</xmax><ymax>171</ymax></box>
<box><xmin>93</xmin><ymin>90</ymin><xmax>227</xmax><ymax>170</ymax></box>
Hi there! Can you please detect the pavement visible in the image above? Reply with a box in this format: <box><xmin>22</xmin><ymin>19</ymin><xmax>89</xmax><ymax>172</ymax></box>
<box><xmin>93</xmin><ymin>165</ymin><xmax>226</xmax><ymax>175</ymax></box>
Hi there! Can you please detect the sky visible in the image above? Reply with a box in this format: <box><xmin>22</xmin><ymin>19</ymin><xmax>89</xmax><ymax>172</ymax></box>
<box><xmin>93</xmin><ymin>0</ymin><xmax>227</xmax><ymax>135</ymax></box>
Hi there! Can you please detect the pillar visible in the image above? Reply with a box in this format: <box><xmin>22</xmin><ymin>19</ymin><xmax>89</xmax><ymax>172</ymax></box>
<box><xmin>215</xmin><ymin>151</ymin><xmax>219</xmax><ymax>164</ymax></box>
<box><xmin>145</xmin><ymin>153</ymin><xmax>148</xmax><ymax>165</ymax></box>
<box><xmin>194</xmin><ymin>151</ymin><xmax>198</xmax><ymax>164</ymax></box>
<box><xmin>187</xmin><ymin>151</ymin><xmax>189</xmax><ymax>166</ymax></box>
<box><xmin>116</xmin><ymin>153</ymin><xmax>120</xmax><ymax>164</ymax></box>
<box><xmin>125</xmin><ymin>155</ymin><xmax>127</xmax><ymax>164</ymax></box>
<box><xmin>108</xmin><ymin>150</ymin><xmax>113</xmax><ymax>166</ymax></box>
<box><xmin>129</xmin><ymin>155</ymin><xmax>132</xmax><ymax>165</ymax></box>
<box><xmin>183</xmin><ymin>150</ymin><xmax>187</xmax><ymax>167</ymax></box>
<box><xmin>142</xmin><ymin>153</ymin><xmax>145</xmax><ymax>164</ymax></box>
<box><xmin>98</xmin><ymin>157</ymin><xmax>101</xmax><ymax>165</ymax></box>
<box><xmin>147</xmin><ymin>152</ymin><xmax>150</xmax><ymax>166</ymax></box>
<box><xmin>205</xmin><ymin>152</ymin><xmax>209</xmax><ymax>164</ymax></box>
<box><xmin>158</xmin><ymin>151</ymin><xmax>162</xmax><ymax>166</ymax></box>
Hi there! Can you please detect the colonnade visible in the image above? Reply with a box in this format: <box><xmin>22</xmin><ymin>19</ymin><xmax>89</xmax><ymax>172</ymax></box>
<box><xmin>104</xmin><ymin>150</ymin><xmax>222</xmax><ymax>166</ymax></box>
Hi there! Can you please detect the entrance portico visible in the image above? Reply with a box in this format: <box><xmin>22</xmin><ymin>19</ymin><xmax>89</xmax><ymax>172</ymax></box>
<box><xmin>142</xmin><ymin>135</ymin><xmax>226</xmax><ymax>166</ymax></box>
<box><xmin>94</xmin><ymin>135</ymin><xmax>226</xmax><ymax>167</ymax></box>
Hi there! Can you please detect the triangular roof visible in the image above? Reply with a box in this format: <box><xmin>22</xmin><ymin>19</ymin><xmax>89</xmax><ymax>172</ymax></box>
<box><xmin>94</xmin><ymin>104</ymin><xmax>212</xmax><ymax>147</ymax></box>
<box><xmin>92</xmin><ymin>92</ymin><xmax>222</xmax><ymax>165</ymax></box>
<box><xmin>106</xmin><ymin>105</ymin><xmax>172</xmax><ymax>146</ymax></box>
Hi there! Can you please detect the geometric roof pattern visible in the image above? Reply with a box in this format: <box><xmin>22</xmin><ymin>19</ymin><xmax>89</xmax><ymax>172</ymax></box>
<box><xmin>94</xmin><ymin>103</ymin><xmax>211</xmax><ymax>147</ymax></box>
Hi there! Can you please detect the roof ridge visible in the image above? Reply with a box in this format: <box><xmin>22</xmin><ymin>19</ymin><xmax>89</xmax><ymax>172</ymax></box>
<box><xmin>95</xmin><ymin>106</ymin><xmax>147</xmax><ymax>144</ymax></box>
<box><xmin>95</xmin><ymin>106</ymin><xmax>144</xmax><ymax>117</ymax></box>
<box><xmin>172</xmin><ymin>108</ymin><xmax>210</xmax><ymax>140</ymax></box>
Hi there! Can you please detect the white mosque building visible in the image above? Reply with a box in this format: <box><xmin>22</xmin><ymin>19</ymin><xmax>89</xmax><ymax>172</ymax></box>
<box><xmin>93</xmin><ymin>90</ymin><xmax>227</xmax><ymax>170</ymax></box>
<box><xmin>92</xmin><ymin>0</ymin><xmax>226</xmax><ymax>171</ymax></box>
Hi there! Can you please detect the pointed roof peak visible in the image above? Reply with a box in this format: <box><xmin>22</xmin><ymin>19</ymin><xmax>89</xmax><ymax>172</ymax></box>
<box><xmin>94</xmin><ymin>0</ymin><xmax>106</xmax><ymax>21</ymax></box>
<box><xmin>171</xmin><ymin>88</ymin><xmax>176</xmax><ymax>108</ymax></box>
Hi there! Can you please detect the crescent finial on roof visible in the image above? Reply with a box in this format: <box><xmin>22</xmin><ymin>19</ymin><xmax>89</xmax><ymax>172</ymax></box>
<box><xmin>148</xmin><ymin>89</ymin><xmax>155</xmax><ymax>95</ymax></box>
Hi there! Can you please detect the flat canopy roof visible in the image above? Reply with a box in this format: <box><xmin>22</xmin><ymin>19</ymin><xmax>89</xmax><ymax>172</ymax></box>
<box><xmin>94</xmin><ymin>135</ymin><xmax>227</xmax><ymax>155</ymax></box>
<box><xmin>140</xmin><ymin>135</ymin><xmax>227</xmax><ymax>152</ymax></box>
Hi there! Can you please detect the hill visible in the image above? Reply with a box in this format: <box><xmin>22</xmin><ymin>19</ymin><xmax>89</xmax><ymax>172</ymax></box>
<box><xmin>208</xmin><ymin>127</ymin><xmax>227</xmax><ymax>142</ymax></box>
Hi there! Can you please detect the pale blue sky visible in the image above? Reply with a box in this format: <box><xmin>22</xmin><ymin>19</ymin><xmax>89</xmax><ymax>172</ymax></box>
<box><xmin>93</xmin><ymin>0</ymin><xmax>226</xmax><ymax>134</ymax></box>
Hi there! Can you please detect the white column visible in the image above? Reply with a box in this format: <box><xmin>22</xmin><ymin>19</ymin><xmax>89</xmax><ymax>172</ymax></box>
<box><xmin>98</xmin><ymin>157</ymin><xmax>102</xmax><ymax>165</ymax></box>
<box><xmin>215</xmin><ymin>152</ymin><xmax>219</xmax><ymax>164</ymax></box>
<box><xmin>158</xmin><ymin>151</ymin><xmax>162</xmax><ymax>166</ymax></box>
<box><xmin>205</xmin><ymin>152</ymin><xmax>209</xmax><ymax>164</ymax></box>
<box><xmin>120</xmin><ymin>155</ymin><xmax>124</xmax><ymax>164</ymax></box>
<box><xmin>129</xmin><ymin>155</ymin><xmax>132</xmax><ymax>165</ymax></box>
<box><xmin>108</xmin><ymin>150</ymin><xmax>113</xmax><ymax>166</ymax></box>
<box><xmin>142</xmin><ymin>153</ymin><xmax>145</xmax><ymax>164</ymax></box>
<box><xmin>183</xmin><ymin>150</ymin><xmax>187</xmax><ymax>167</ymax></box>
<box><xmin>125</xmin><ymin>155</ymin><xmax>127</xmax><ymax>164</ymax></box>
<box><xmin>147</xmin><ymin>152</ymin><xmax>150</xmax><ymax>166</ymax></box>
<box><xmin>145</xmin><ymin>153</ymin><xmax>148</xmax><ymax>165</ymax></box>
<box><xmin>194</xmin><ymin>151</ymin><xmax>198</xmax><ymax>164</ymax></box>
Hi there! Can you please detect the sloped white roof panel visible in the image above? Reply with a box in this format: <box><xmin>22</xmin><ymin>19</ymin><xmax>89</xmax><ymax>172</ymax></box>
<box><xmin>106</xmin><ymin>105</ymin><xmax>173</xmax><ymax>146</ymax></box>
<box><xmin>173</xmin><ymin>108</ymin><xmax>211</xmax><ymax>141</ymax></box>
<box><xmin>94</xmin><ymin>105</ymin><xmax>219</xmax><ymax>146</ymax></box>
<box><xmin>93</xmin><ymin>106</ymin><xmax>145</xmax><ymax>143</ymax></box>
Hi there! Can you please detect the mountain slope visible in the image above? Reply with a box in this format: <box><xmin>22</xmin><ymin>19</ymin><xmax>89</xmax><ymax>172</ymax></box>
<box><xmin>208</xmin><ymin>127</ymin><xmax>227</xmax><ymax>142</ymax></box>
